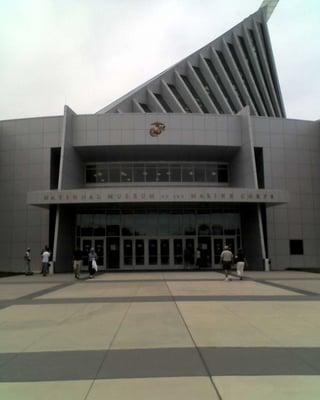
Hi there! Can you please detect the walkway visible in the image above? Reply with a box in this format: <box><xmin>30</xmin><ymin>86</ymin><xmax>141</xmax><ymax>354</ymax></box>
<box><xmin>0</xmin><ymin>271</ymin><xmax>319</xmax><ymax>399</ymax></box>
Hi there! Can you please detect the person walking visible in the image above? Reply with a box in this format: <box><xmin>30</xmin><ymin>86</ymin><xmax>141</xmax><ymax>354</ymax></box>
<box><xmin>196</xmin><ymin>247</ymin><xmax>201</xmax><ymax>269</ymax></box>
<box><xmin>41</xmin><ymin>246</ymin><xmax>50</xmax><ymax>276</ymax></box>
<box><xmin>220</xmin><ymin>245</ymin><xmax>234</xmax><ymax>281</ymax></box>
<box><xmin>184</xmin><ymin>247</ymin><xmax>192</xmax><ymax>270</ymax></box>
<box><xmin>73</xmin><ymin>248</ymin><xmax>83</xmax><ymax>279</ymax></box>
<box><xmin>88</xmin><ymin>248</ymin><xmax>98</xmax><ymax>279</ymax></box>
<box><xmin>235</xmin><ymin>248</ymin><xmax>246</xmax><ymax>280</ymax></box>
<box><xmin>24</xmin><ymin>248</ymin><xmax>32</xmax><ymax>275</ymax></box>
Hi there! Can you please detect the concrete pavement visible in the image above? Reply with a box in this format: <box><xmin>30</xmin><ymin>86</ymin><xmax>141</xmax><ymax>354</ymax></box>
<box><xmin>0</xmin><ymin>270</ymin><xmax>319</xmax><ymax>399</ymax></box>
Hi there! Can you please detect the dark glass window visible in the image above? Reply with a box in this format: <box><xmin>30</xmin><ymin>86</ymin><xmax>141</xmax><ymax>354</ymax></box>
<box><xmin>198</xmin><ymin>224</ymin><xmax>211</xmax><ymax>235</ymax></box>
<box><xmin>140</xmin><ymin>103</ymin><xmax>152</xmax><ymax>112</ymax></box>
<box><xmin>226</xmin><ymin>43</ymin><xmax>261</xmax><ymax>115</ymax></box>
<box><xmin>238</xmin><ymin>35</ymin><xmax>268</xmax><ymax>114</ymax></box>
<box><xmin>157</xmin><ymin>165</ymin><xmax>169</xmax><ymax>182</ymax></box>
<box><xmin>183</xmin><ymin>211</ymin><xmax>196</xmax><ymax>235</ymax></box>
<box><xmin>107</xmin><ymin>212</ymin><xmax>120</xmax><ymax>236</ymax></box>
<box><xmin>86</xmin><ymin>167</ymin><xmax>96</xmax><ymax>183</ymax></box>
<box><xmin>109</xmin><ymin>166</ymin><xmax>120</xmax><ymax>183</ymax></box>
<box><xmin>120</xmin><ymin>164</ymin><xmax>133</xmax><ymax>183</ymax></box>
<box><xmin>194</xmin><ymin>166</ymin><xmax>206</xmax><ymax>182</ymax></box>
<box><xmin>193</xmin><ymin>66</ymin><xmax>224</xmax><ymax>113</ymax></box>
<box><xmin>107</xmin><ymin>225</ymin><xmax>120</xmax><ymax>236</ymax></box>
<box><xmin>154</xmin><ymin>93</ymin><xmax>172</xmax><ymax>112</ymax></box>
<box><xmin>212</xmin><ymin>225</ymin><xmax>223</xmax><ymax>235</ymax></box>
<box><xmin>170</xmin><ymin>164</ymin><xmax>181</xmax><ymax>182</ymax></box>
<box><xmin>205</xmin><ymin>57</ymin><xmax>237</xmax><ymax>112</ymax></box>
<box><xmin>95</xmin><ymin>167</ymin><xmax>108</xmax><ymax>183</ymax></box>
<box><xmin>214</xmin><ymin>51</ymin><xmax>245</xmax><ymax>107</ymax></box>
<box><xmin>290</xmin><ymin>240</ymin><xmax>304</xmax><ymax>255</ymax></box>
<box><xmin>248</xmin><ymin>29</ymin><xmax>279</xmax><ymax>117</ymax></box>
<box><xmin>133</xmin><ymin>165</ymin><xmax>145</xmax><ymax>182</ymax></box>
<box><xmin>224</xmin><ymin>229</ymin><xmax>236</xmax><ymax>235</ymax></box>
<box><xmin>218</xmin><ymin>165</ymin><xmax>229</xmax><ymax>182</ymax></box>
<box><xmin>86</xmin><ymin>162</ymin><xmax>229</xmax><ymax>185</ymax></box>
<box><xmin>167</xmin><ymin>84</ymin><xmax>192</xmax><ymax>113</ymax></box>
<box><xmin>206</xmin><ymin>164</ymin><xmax>217</xmax><ymax>183</ymax></box>
<box><xmin>182</xmin><ymin>166</ymin><xmax>194</xmax><ymax>182</ymax></box>
<box><xmin>180</xmin><ymin>74</ymin><xmax>209</xmax><ymax>113</ymax></box>
<box><xmin>145</xmin><ymin>164</ymin><xmax>157</xmax><ymax>182</ymax></box>
<box><xmin>93</xmin><ymin>214</ymin><xmax>106</xmax><ymax>236</ymax></box>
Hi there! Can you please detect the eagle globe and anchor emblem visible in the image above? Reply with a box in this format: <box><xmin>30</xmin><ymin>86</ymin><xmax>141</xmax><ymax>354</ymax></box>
<box><xmin>149</xmin><ymin>121</ymin><xmax>166</xmax><ymax>137</ymax></box>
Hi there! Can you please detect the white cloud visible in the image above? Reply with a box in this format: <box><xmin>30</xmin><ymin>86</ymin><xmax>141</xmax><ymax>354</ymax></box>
<box><xmin>0</xmin><ymin>0</ymin><xmax>319</xmax><ymax>120</ymax></box>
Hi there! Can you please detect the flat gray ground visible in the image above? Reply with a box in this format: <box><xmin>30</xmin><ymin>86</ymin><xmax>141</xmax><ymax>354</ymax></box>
<box><xmin>0</xmin><ymin>270</ymin><xmax>319</xmax><ymax>399</ymax></box>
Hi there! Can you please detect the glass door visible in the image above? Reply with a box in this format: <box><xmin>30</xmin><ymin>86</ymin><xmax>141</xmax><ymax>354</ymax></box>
<box><xmin>106</xmin><ymin>237</ymin><xmax>120</xmax><ymax>269</ymax></box>
<box><xmin>135</xmin><ymin>239</ymin><xmax>145</xmax><ymax>267</ymax></box>
<box><xmin>94</xmin><ymin>238</ymin><xmax>105</xmax><ymax>268</ymax></box>
<box><xmin>81</xmin><ymin>237</ymin><xmax>105</xmax><ymax>269</ymax></box>
<box><xmin>160</xmin><ymin>239</ymin><xmax>170</xmax><ymax>266</ymax></box>
<box><xmin>213</xmin><ymin>238</ymin><xmax>223</xmax><ymax>267</ymax></box>
<box><xmin>185</xmin><ymin>238</ymin><xmax>195</xmax><ymax>267</ymax></box>
<box><xmin>81</xmin><ymin>238</ymin><xmax>92</xmax><ymax>268</ymax></box>
<box><xmin>123</xmin><ymin>238</ymin><xmax>133</xmax><ymax>267</ymax></box>
<box><xmin>198</xmin><ymin>237</ymin><xmax>212</xmax><ymax>268</ymax></box>
<box><xmin>148</xmin><ymin>239</ymin><xmax>158</xmax><ymax>266</ymax></box>
<box><xmin>173</xmin><ymin>239</ymin><xmax>183</xmax><ymax>266</ymax></box>
<box><xmin>225</xmin><ymin>237</ymin><xmax>236</xmax><ymax>256</ymax></box>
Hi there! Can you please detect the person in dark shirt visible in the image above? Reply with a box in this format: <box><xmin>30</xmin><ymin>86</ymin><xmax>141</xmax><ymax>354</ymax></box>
<box><xmin>73</xmin><ymin>248</ymin><xmax>83</xmax><ymax>279</ymax></box>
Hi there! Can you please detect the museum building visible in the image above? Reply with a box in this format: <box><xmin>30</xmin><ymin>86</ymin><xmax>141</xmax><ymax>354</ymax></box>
<box><xmin>0</xmin><ymin>0</ymin><xmax>319</xmax><ymax>272</ymax></box>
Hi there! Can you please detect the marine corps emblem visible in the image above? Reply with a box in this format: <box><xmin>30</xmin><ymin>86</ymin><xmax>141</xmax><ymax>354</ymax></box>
<box><xmin>149</xmin><ymin>122</ymin><xmax>166</xmax><ymax>137</ymax></box>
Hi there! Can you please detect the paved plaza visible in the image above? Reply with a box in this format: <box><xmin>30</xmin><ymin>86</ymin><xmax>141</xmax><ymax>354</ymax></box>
<box><xmin>0</xmin><ymin>270</ymin><xmax>319</xmax><ymax>399</ymax></box>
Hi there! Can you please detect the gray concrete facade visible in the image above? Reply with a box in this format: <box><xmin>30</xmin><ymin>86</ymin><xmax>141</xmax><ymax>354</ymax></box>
<box><xmin>1</xmin><ymin>1</ymin><xmax>319</xmax><ymax>273</ymax></box>
<box><xmin>0</xmin><ymin>111</ymin><xmax>319</xmax><ymax>272</ymax></box>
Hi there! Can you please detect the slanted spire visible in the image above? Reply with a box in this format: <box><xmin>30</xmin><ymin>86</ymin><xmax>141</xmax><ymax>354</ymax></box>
<box><xmin>259</xmin><ymin>0</ymin><xmax>279</xmax><ymax>21</ymax></box>
<box><xmin>97</xmin><ymin>2</ymin><xmax>285</xmax><ymax>117</ymax></box>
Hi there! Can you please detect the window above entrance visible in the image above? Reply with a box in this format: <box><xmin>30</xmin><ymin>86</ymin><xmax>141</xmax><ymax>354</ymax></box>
<box><xmin>85</xmin><ymin>162</ymin><xmax>229</xmax><ymax>186</ymax></box>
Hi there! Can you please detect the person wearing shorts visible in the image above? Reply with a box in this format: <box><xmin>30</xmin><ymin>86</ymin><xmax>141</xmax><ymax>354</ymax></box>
<box><xmin>220</xmin><ymin>246</ymin><xmax>234</xmax><ymax>281</ymax></box>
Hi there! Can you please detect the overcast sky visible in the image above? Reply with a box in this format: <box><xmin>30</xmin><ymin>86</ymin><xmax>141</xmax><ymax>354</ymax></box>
<box><xmin>1</xmin><ymin>0</ymin><xmax>319</xmax><ymax>121</ymax></box>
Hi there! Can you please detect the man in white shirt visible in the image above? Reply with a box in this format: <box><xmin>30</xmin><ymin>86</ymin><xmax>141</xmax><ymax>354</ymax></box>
<box><xmin>220</xmin><ymin>246</ymin><xmax>234</xmax><ymax>281</ymax></box>
<box><xmin>41</xmin><ymin>246</ymin><xmax>51</xmax><ymax>276</ymax></box>
<box><xmin>24</xmin><ymin>248</ymin><xmax>32</xmax><ymax>275</ymax></box>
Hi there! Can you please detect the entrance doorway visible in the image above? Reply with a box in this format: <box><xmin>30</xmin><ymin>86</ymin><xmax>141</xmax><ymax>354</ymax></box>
<box><xmin>81</xmin><ymin>237</ymin><xmax>105</xmax><ymax>269</ymax></box>
<box><xmin>212</xmin><ymin>236</ymin><xmax>237</xmax><ymax>268</ymax></box>
<box><xmin>120</xmin><ymin>237</ymin><xmax>197</xmax><ymax>269</ymax></box>
<box><xmin>197</xmin><ymin>237</ymin><xmax>212</xmax><ymax>268</ymax></box>
<box><xmin>80</xmin><ymin>235</ymin><xmax>237</xmax><ymax>270</ymax></box>
<box><xmin>106</xmin><ymin>237</ymin><xmax>120</xmax><ymax>269</ymax></box>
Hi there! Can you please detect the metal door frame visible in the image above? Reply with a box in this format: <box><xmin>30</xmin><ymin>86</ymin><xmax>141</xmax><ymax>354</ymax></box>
<box><xmin>212</xmin><ymin>236</ymin><xmax>238</xmax><ymax>268</ymax></box>
<box><xmin>80</xmin><ymin>237</ymin><xmax>106</xmax><ymax>268</ymax></box>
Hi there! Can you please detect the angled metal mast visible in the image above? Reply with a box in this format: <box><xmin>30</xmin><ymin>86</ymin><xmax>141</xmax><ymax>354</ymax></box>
<box><xmin>259</xmin><ymin>0</ymin><xmax>279</xmax><ymax>21</ymax></box>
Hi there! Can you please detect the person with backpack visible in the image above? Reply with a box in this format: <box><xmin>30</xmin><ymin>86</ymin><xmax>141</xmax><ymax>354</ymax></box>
<box><xmin>220</xmin><ymin>245</ymin><xmax>234</xmax><ymax>281</ymax></box>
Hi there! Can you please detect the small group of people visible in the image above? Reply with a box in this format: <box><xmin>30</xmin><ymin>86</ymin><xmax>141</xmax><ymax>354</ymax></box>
<box><xmin>24</xmin><ymin>246</ymin><xmax>51</xmax><ymax>276</ymax></box>
<box><xmin>73</xmin><ymin>247</ymin><xmax>98</xmax><ymax>279</ymax></box>
<box><xmin>24</xmin><ymin>246</ymin><xmax>98</xmax><ymax>279</ymax></box>
<box><xmin>34</xmin><ymin>247</ymin><xmax>100</xmax><ymax>280</ymax></box>
<box><xmin>25</xmin><ymin>244</ymin><xmax>245</xmax><ymax>280</ymax></box>
<box><xmin>183</xmin><ymin>244</ymin><xmax>246</xmax><ymax>279</ymax></box>
<box><xmin>220</xmin><ymin>246</ymin><xmax>246</xmax><ymax>281</ymax></box>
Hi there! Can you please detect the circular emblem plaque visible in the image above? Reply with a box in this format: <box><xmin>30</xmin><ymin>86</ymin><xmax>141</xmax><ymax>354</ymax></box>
<box><xmin>149</xmin><ymin>122</ymin><xmax>166</xmax><ymax>137</ymax></box>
